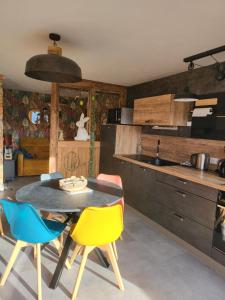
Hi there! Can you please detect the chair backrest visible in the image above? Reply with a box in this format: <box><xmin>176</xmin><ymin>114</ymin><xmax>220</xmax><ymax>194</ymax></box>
<box><xmin>97</xmin><ymin>174</ymin><xmax>122</xmax><ymax>188</ymax></box>
<box><xmin>70</xmin><ymin>205</ymin><xmax>123</xmax><ymax>246</ymax></box>
<box><xmin>40</xmin><ymin>172</ymin><xmax>63</xmax><ymax>181</ymax></box>
<box><xmin>0</xmin><ymin>199</ymin><xmax>56</xmax><ymax>244</ymax></box>
<box><xmin>97</xmin><ymin>174</ymin><xmax>124</xmax><ymax>208</ymax></box>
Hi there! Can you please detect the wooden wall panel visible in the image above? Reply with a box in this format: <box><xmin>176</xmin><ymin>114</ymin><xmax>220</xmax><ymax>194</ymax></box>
<box><xmin>115</xmin><ymin>125</ymin><xmax>142</xmax><ymax>155</ymax></box>
<box><xmin>49</xmin><ymin>83</ymin><xmax>59</xmax><ymax>173</ymax></box>
<box><xmin>0</xmin><ymin>76</ymin><xmax>4</xmax><ymax>190</ymax></box>
<box><xmin>57</xmin><ymin>141</ymin><xmax>100</xmax><ymax>178</ymax></box>
<box><xmin>141</xmin><ymin>134</ymin><xmax>225</xmax><ymax>169</ymax></box>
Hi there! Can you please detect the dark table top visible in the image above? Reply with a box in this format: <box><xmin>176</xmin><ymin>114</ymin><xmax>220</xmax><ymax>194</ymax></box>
<box><xmin>16</xmin><ymin>177</ymin><xmax>123</xmax><ymax>212</ymax></box>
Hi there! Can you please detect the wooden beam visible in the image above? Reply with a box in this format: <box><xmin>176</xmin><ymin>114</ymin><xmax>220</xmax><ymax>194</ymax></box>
<box><xmin>0</xmin><ymin>75</ymin><xmax>4</xmax><ymax>190</ymax></box>
<box><xmin>59</xmin><ymin>79</ymin><xmax>127</xmax><ymax>94</ymax></box>
<box><xmin>49</xmin><ymin>83</ymin><xmax>59</xmax><ymax>173</ymax></box>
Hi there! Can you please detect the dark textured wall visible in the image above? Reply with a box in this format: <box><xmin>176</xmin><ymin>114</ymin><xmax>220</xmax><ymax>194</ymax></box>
<box><xmin>127</xmin><ymin>62</ymin><xmax>225</xmax><ymax>107</ymax></box>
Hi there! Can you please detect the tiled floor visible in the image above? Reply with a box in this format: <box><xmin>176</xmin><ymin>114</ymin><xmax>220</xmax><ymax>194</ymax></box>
<box><xmin>0</xmin><ymin>177</ymin><xmax>225</xmax><ymax>300</ymax></box>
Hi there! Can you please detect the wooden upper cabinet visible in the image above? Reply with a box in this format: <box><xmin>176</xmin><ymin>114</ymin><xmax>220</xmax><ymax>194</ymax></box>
<box><xmin>133</xmin><ymin>94</ymin><xmax>191</xmax><ymax>126</ymax></box>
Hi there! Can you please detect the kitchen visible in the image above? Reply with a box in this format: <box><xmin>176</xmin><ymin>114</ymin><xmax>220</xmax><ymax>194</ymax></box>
<box><xmin>100</xmin><ymin>66</ymin><xmax>225</xmax><ymax>269</ymax></box>
<box><xmin>2</xmin><ymin>1</ymin><xmax>225</xmax><ymax>299</ymax></box>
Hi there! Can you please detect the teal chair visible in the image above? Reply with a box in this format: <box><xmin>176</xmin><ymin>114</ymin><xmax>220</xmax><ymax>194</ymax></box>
<box><xmin>40</xmin><ymin>172</ymin><xmax>63</xmax><ymax>181</ymax></box>
<box><xmin>0</xmin><ymin>199</ymin><xmax>66</xmax><ymax>300</ymax></box>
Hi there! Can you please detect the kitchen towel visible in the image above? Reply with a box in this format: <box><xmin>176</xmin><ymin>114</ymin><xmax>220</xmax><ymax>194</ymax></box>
<box><xmin>192</xmin><ymin>107</ymin><xmax>213</xmax><ymax>117</ymax></box>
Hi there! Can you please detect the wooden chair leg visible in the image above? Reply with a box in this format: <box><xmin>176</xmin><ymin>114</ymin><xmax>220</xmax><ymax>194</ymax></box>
<box><xmin>68</xmin><ymin>245</ymin><xmax>82</xmax><ymax>270</ymax></box>
<box><xmin>36</xmin><ymin>244</ymin><xmax>42</xmax><ymax>300</ymax></box>
<box><xmin>34</xmin><ymin>245</ymin><xmax>37</xmax><ymax>259</ymax></box>
<box><xmin>112</xmin><ymin>241</ymin><xmax>118</xmax><ymax>261</ymax></box>
<box><xmin>0</xmin><ymin>240</ymin><xmax>23</xmax><ymax>286</ymax></box>
<box><xmin>59</xmin><ymin>233</ymin><xmax>64</xmax><ymax>247</ymax></box>
<box><xmin>52</xmin><ymin>238</ymin><xmax>62</xmax><ymax>255</ymax></box>
<box><xmin>104</xmin><ymin>243</ymin><xmax>124</xmax><ymax>291</ymax></box>
<box><xmin>71</xmin><ymin>246</ymin><xmax>94</xmax><ymax>300</ymax></box>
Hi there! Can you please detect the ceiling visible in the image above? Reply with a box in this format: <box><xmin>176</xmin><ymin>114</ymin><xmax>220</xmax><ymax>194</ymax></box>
<box><xmin>1</xmin><ymin>0</ymin><xmax>225</xmax><ymax>93</ymax></box>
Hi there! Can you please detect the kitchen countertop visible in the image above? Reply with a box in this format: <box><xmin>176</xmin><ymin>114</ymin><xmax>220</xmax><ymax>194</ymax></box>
<box><xmin>114</xmin><ymin>154</ymin><xmax>225</xmax><ymax>192</ymax></box>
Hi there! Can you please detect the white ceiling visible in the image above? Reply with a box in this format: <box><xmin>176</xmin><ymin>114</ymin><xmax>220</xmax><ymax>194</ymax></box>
<box><xmin>1</xmin><ymin>0</ymin><xmax>225</xmax><ymax>93</ymax></box>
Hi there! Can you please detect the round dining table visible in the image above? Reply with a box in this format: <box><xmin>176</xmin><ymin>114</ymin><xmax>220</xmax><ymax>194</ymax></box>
<box><xmin>16</xmin><ymin>177</ymin><xmax>123</xmax><ymax>289</ymax></box>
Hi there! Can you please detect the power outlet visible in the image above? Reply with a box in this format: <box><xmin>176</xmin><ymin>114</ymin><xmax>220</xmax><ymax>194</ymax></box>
<box><xmin>210</xmin><ymin>157</ymin><xmax>219</xmax><ymax>165</ymax></box>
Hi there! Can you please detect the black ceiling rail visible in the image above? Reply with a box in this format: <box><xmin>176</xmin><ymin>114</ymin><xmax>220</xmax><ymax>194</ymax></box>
<box><xmin>183</xmin><ymin>45</ymin><xmax>225</xmax><ymax>63</ymax></box>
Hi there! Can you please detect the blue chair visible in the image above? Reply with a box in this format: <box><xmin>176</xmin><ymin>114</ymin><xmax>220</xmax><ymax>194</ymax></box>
<box><xmin>40</xmin><ymin>171</ymin><xmax>63</xmax><ymax>181</ymax></box>
<box><xmin>0</xmin><ymin>199</ymin><xmax>66</xmax><ymax>300</ymax></box>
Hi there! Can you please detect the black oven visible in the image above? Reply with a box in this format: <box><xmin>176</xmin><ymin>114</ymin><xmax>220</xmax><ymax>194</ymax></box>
<box><xmin>213</xmin><ymin>191</ymin><xmax>225</xmax><ymax>255</ymax></box>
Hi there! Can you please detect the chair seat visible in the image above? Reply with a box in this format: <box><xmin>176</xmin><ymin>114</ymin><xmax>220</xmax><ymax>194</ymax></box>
<box><xmin>43</xmin><ymin>219</ymin><xmax>66</xmax><ymax>239</ymax></box>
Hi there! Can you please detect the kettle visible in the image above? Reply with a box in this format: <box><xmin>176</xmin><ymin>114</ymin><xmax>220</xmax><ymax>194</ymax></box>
<box><xmin>190</xmin><ymin>153</ymin><xmax>210</xmax><ymax>171</ymax></box>
<box><xmin>217</xmin><ymin>159</ymin><xmax>225</xmax><ymax>178</ymax></box>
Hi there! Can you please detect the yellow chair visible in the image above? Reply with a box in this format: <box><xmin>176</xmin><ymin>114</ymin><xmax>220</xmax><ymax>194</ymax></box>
<box><xmin>68</xmin><ymin>205</ymin><xmax>124</xmax><ymax>300</ymax></box>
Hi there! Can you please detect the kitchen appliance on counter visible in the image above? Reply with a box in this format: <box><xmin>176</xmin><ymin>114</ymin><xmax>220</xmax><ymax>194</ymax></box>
<box><xmin>190</xmin><ymin>153</ymin><xmax>210</xmax><ymax>170</ymax></box>
<box><xmin>217</xmin><ymin>159</ymin><xmax>225</xmax><ymax>178</ymax></box>
<box><xmin>107</xmin><ymin>107</ymin><xmax>133</xmax><ymax>125</ymax></box>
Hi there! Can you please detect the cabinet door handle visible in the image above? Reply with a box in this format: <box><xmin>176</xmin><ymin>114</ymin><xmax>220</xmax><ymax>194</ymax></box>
<box><xmin>177</xmin><ymin>179</ymin><xmax>187</xmax><ymax>185</ymax></box>
<box><xmin>173</xmin><ymin>213</ymin><xmax>184</xmax><ymax>222</ymax></box>
<box><xmin>176</xmin><ymin>191</ymin><xmax>186</xmax><ymax>198</ymax></box>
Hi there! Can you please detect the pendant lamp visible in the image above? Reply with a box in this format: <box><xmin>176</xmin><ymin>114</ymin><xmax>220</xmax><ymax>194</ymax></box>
<box><xmin>25</xmin><ymin>33</ymin><xmax>82</xmax><ymax>83</ymax></box>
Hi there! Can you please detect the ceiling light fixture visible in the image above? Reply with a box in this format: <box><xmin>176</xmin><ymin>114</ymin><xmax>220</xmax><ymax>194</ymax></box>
<box><xmin>184</xmin><ymin>45</ymin><xmax>225</xmax><ymax>81</ymax></box>
<box><xmin>25</xmin><ymin>33</ymin><xmax>82</xmax><ymax>83</ymax></box>
<box><xmin>174</xmin><ymin>87</ymin><xmax>198</xmax><ymax>102</ymax></box>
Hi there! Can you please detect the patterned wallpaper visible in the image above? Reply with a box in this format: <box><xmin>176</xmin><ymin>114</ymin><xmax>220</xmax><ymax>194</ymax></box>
<box><xmin>59</xmin><ymin>88</ymin><xmax>88</xmax><ymax>140</ymax></box>
<box><xmin>3</xmin><ymin>89</ymin><xmax>51</xmax><ymax>148</ymax></box>
<box><xmin>3</xmin><ymin>88</ymin><xmax>121</xmax><ymax>147</ymax></box>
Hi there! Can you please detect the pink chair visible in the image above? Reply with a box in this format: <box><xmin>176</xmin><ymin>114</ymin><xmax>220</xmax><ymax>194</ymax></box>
<box><xmin>97</xmin><ymin>174</ymin><xmax>124</xmax><ymax>210</ymax></box>
<box><xmin>97</xmin><ymin>174</ymin><xmax>124</xmax><ymax>259</ymax></box>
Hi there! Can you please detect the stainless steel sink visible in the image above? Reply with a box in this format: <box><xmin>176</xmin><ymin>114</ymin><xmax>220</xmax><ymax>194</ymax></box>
<box><xmin>123</xmin><ymin>154</ymin><xmax>178</xmax><ymax>166</ymax></box>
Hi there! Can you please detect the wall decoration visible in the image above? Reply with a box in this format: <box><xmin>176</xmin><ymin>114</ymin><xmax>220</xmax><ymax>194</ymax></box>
<box><xmin>59</xmin><ymin>88</ymin><xmax>89</xmax><ymax>140</ymax></box>
<box><xmin>3</xmin><ymin>89</ymin><xmax>51</xmax><ymax>148</ymax></box>
<box><xmin>74</xmin><ymin>113</ymin><xmax>90</xmax><ymax>141</ymax></box>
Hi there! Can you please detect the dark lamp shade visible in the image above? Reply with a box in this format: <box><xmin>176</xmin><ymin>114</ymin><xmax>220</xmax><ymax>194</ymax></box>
<box><xmin>25</xmin><ymin>54</ymin><xmax>82</xmax><ymax>83</ymax></box>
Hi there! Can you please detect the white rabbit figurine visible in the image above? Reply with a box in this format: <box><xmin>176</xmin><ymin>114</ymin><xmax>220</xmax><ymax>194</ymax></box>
<box><xmin>74</xmin><ymin>113</ymin><xmax>90</xmax><ymax>141</ymax></box>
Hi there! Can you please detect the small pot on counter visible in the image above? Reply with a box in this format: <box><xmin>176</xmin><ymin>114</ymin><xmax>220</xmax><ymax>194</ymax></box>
<box><xmin>190</xmin><ymin>153</ymin><xmax>210</xmax><ymax>171</ymax></box>
<box><xmin>217</xmin><ymin>159</ymin><xmax>225</xmax><ymax>178</ymax></box>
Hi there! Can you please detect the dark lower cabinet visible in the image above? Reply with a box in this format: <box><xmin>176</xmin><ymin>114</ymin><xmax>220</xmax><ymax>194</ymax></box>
<box><xmin>211</xmin><ymin>247</ymin><xmax>225</xmax><ymax>265</ymax></box>
<box><xmin>155</xmin><ymin>181</ymin><xmax>216</xmax><ymax>229</ymax></box>
<box><xmin>99</xmin><ymin>125</ymin><xmax>121</xmax><ymax>174</ymax></box>
<box><xmin>99</xmin><ymin>127</ymin><xmax>218</xmax><ymax>260</ymax></box>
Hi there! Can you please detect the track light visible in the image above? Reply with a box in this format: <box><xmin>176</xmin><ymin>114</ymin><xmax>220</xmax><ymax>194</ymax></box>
<box><xmin>188</xmin><ymin>61</ymin><xmax>194</xmax><ymax>70</ymax></box>
<box><xmin>183</xmin><ymin>45</ymin><xmax>225</xmax><ymax>81</ymax></box>
<box><xmin>215</xmin><ymin>63</ymin><xmax>225</xmax><ymax>81</ymax></box>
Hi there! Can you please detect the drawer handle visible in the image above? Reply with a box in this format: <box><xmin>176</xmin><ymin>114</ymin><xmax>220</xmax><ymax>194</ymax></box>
<box><xmin>173</xmin><ymin>213</ymin><xmax>184</xmax><ymax>222</ymax></box>
<box><xmin>145</xmin><ymin>120</ymin><xmax>151</xmax><ymax>123</ymax></box>
<box><xmin>176</xmin><ymin>191</ymin><xmax>186</xmax><ymax>198</ymax></box>
<box><xmin>177</xmin><ymin>179</ymin><xmax>187</xmax><ymax>185</ymax></box>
